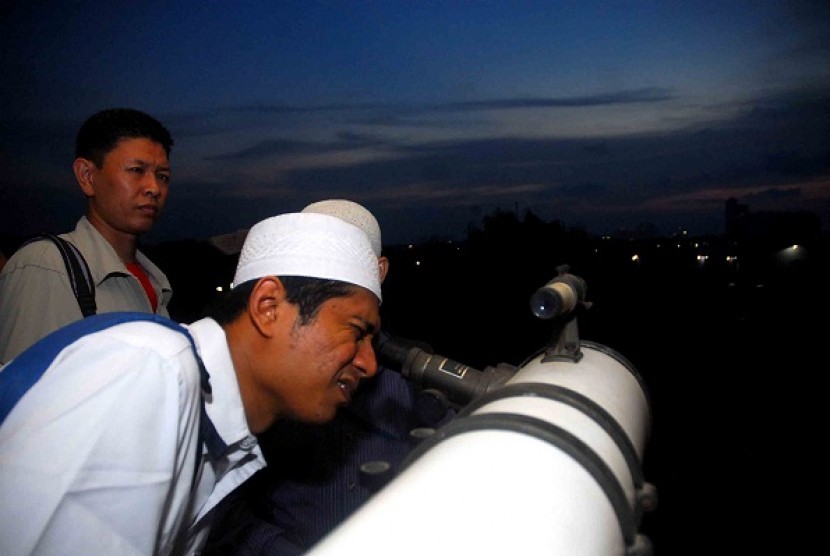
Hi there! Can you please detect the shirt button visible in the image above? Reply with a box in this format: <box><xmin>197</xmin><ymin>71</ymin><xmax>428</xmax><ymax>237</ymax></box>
<box><xmin>240</xmin><ymin>435</ymin><xmax>258</xmax><ymax>450</ymax></box>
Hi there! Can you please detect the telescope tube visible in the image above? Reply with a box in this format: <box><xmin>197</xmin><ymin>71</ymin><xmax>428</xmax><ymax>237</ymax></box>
<box><xmin>306</xmin><ymin>340</ymin><xmax>654</xmax><ymax>555</ymax></box>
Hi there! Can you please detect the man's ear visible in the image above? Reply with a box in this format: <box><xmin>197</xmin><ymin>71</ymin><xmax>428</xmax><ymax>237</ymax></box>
<box><xmin>73</xmin><ymin>157</ymin><xmax>96</xmax><ymax>197</ymax></box>
<box><xmin>378</xmin><ymin>256</ymin><xmax>390</xmax><ymax>284</ymax></box>
<box><xmin>248</xmin><ymin>277</ymin><xmax>286</xmax><ymax>338</ymax></box>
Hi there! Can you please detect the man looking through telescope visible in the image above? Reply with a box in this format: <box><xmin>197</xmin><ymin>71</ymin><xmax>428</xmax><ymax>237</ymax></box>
<box><xmin>204</xmin><ymin>199</ymin><xmax>451</xmax><ymax>555</ymax></box>
<box><xmin>0</xmin><ymin>210</ymin><xmax>383</xmax><ymax>555</ymax></box>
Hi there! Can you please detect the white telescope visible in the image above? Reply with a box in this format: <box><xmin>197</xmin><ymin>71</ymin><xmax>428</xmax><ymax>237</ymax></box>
<box><xmin>309</xmin><ymin>269</ymin><xmax>657</xmax><ymax>556</ymax></box>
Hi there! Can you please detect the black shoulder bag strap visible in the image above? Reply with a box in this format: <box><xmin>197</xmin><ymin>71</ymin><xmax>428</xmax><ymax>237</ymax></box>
<box><xmin>24</xmin><ymin>234</ymin><xmax>97</xmax><ymax>317</ymax></box>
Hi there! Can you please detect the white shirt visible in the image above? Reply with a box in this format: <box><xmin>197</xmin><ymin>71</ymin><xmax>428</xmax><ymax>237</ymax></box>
<box><xmin>0</xmin><ymin>316</ymin><xmax>265</xmax><ymax>555</ymax></box>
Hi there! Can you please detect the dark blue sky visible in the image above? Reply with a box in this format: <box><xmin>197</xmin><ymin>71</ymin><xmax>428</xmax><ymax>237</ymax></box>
<box><xmin>1</xmin><ymin>1</ymin><xmax>828</xmax><ymax>245</ymax></box>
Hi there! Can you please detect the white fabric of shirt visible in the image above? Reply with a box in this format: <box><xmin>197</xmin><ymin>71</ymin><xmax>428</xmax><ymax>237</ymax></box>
<box><xmin>0</xmin><ymin>317</ymin><xmax>265</xmax><ymax>556</ymax></box>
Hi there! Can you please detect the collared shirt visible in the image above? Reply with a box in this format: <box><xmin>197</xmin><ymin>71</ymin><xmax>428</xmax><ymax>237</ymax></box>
<box><xmin>0</xmin><ymin>216</ymin><xmax>173</xmax><ymax>363</ymax></box>
<box><xmin>0</xmin><ymin>316</ymin><xmax>265</xmax><ymax>556</ymax></box>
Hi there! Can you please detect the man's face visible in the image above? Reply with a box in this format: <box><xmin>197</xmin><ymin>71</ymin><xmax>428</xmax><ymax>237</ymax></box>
<box><xmin>83</xmin><ymin>137</ymin><xmax>170</xmax><ymax>236</ymax></box>
<box><xmin>266</xmin><ymin>288</ymin><xmax>380</xmax><ymax>424</ymax></box>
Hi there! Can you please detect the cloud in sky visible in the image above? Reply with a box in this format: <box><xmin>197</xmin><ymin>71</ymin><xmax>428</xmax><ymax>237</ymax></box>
<box><xmin>1</xmin><ymin>1</ymin><xmax>828</xmax><ymax>245</ymax></box>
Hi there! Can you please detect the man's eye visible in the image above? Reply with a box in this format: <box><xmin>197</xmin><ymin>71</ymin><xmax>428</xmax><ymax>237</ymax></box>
<box><xmin>129</xmin><ymin>167</ymin><xmax>144</xmax><ymax>174</ymax></box>
<box><xmin>157</xmin><ymin>173</ymin><xmax>170</xmax><ymax>183</ymax></box>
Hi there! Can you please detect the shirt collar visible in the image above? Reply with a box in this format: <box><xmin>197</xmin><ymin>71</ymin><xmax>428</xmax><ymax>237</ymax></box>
<box><xmin>69</xmin><ymin>216</ymin><xmax>172</xmax><ymax>291</ymax></box>
<box><xmin>185</xmin><ymin>317</ymin><xmax>255</xmax><ymax>449</ymax></box>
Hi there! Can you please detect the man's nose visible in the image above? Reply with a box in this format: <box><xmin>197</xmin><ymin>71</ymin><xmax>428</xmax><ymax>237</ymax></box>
<box><xmin>144</xmin><ymin>174</ymin><xmax>164</xmax><ymax>199</ymax></box>
<box><xmin>354</xmin><ymin>337</ymin><xmax>378</xmax><ymax>379</ymax></box>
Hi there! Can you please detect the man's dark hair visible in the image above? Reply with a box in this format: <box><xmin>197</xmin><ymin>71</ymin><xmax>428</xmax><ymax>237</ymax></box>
<box><xmin>207</xmin><ymin>276</ymin><xmax>356</xmax><ymax>326</ymax></box>
<box><xmin>75</xmin><ymin>108</ymin><xmax>174</xmax><ymax>167</ymax></box>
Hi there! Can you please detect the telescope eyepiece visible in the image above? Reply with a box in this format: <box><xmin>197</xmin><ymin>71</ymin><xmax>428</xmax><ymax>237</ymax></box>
<box><xmin>530</xmin><ymin>273</ymin><xmax>587</xmax><ymax>320</ymax></box>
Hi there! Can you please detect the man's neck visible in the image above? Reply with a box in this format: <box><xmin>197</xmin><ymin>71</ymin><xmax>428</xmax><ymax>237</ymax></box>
<box><xmin>87</xmin><ymin>215</ymin><xmax>139</xmax><ymax>263</ymax></box>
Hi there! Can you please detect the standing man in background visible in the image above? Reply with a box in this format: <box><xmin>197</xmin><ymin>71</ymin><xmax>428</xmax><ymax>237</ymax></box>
<box><xmin>0</xmin><ymin>108</ymin><xmax>174</xmax><ymax>363</ymax></box>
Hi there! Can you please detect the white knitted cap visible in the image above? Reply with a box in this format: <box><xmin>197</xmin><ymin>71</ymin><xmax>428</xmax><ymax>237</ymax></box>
<box><xmin>232</xmin><ymin>212</ymin><xmax>382</xmax><ymax>301</ymax></box>
<box><xmin>302</xmin><ymin>199</ymin><xmax>382</xmax><ymax>257</ymax></box>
